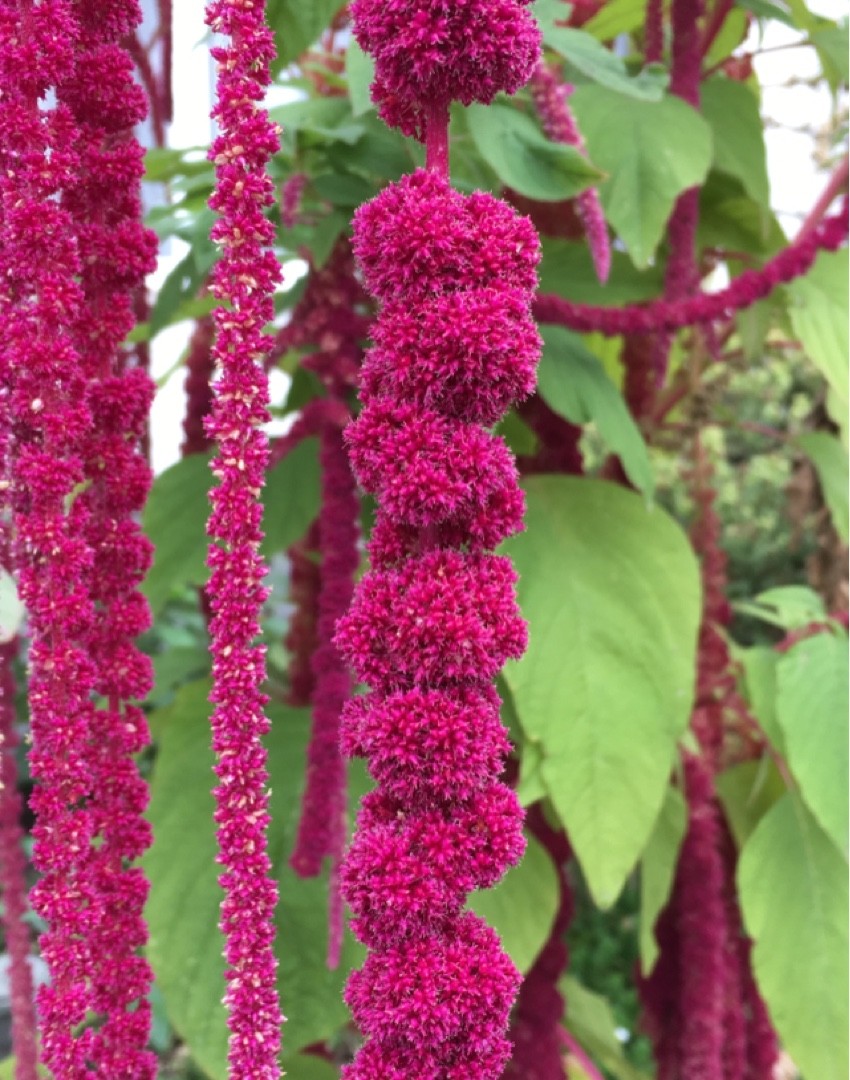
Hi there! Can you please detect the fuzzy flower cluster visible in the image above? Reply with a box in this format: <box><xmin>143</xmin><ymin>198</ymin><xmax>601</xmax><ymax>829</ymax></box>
<box><xmin>204</xmin><ymin>0</ymin><xmax>284</xmax><ymax>1075</ymax></box>
<box><xmin>333</xmin><ymin>164</ymin><xmax>542</xmax><ymax>1077</ymax></box>
<box><xmin>351</xmin><ymin>0</ymin><xmax>540</xmax><ymax>137</ymax></box>
<box><xmin>530</xmin><ymin>62</ymin><xmax>611</xmax><ymax>285</ymax></box>
<box><xmin>57</xmin><ymin>3</ymin><xmax>160</xmax><ymax>1070</ymax></box>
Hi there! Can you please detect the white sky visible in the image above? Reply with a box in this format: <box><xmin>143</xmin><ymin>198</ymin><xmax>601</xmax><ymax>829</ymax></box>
<box><xmin>148</xmin><ymin>0</ymin><xmax>849</xmax><ymax>474</ymax></box>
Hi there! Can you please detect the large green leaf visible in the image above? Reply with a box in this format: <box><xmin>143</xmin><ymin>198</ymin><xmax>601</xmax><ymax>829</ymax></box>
<box><xmin>144</xmin><ymin>681</ymin><xmax>357</xmax><ymax>1079</ymax></box>
<box><xmin>466</xmin><ymin>101</ymin><xmax>602</xmax><ymax>203</ymax></box>
<box><xmin>701</xmin><ymin>77</ymin><xmax>769</xmax><ymax>206</ymax></box>
<box><xmin>787</xmin><ymin>248</ymin><xmax>849</xmax><ymax>434</ymax></box>
<box><xmin>142</xmin><ymin>439</ymin><xmax>321</xmax><ymax>615</ymax></box>
<box><xmin>142</xmin><ymin>453</ymin><xmax>212</xmax><ymax>615</ymax></box>
<box><xmin>570</xmin><ymin>88</ymin><xmax>713</xmax><ymax>268</ymax></box>
<box><xmin>797</xmin><ymin>430</ymin><xmax>849</xmax><ymax>542</ymax></box>
<box><xmin>534</xmin><ymin>0</ymin><xmax>666</xmax><ymax>101</ymax></box>
<box><xmin>738</xmin><ymin>646</ymin><xmax>785</xmax><ymax>752</ymax></box>
<box><xmin>583</xmin><ymin>0</ymin><xmax>648</xmax><ymax>40</ymax></box>
<box><xmin>539</xmin><ymin>239</ymin><xmax>664</xmax><ymax>305</ymax></box>
<box><xmin>502</xmin><ymin>478</ymin><xmax>701</xmax><ymax>906</ymax></box>
<box><xmin>738</xmin><ymin>793</ymin><xmax>849</xmax><ymax>1080</ymax></box>
<box><xmin>638</xmin><ymin>785</ymin><xmax>686</xmax><ymax>973</ymax></box>
<box><xmin>537</xmin><ymin>325</ymin><xmax>654</xmax><ymax>495</ymax></box>
<box><xmin>715</xmin><ymin>757</ymin><xmax>785</xmax><ymax>848</ymax></box>
<box><xmin>345</xmin><ymin>39</ymin><xmax>375</xmax><ymax>117</ymax></box>
<box><xmin>562</xmin><ymin>977</ymin><xmax>652</xmax><ymax>1080</ymax></box>
<box><xmin>468</xmin><ymin>832</ymin><xmax>560</xmax><ymax>974</ymax></box>
<box><xmin>267</xmin><ymin>0</ymin><xmax>342</xmax><ymax>72</ymax></box>
<box><xmin>776</xmin><ymin>630</ymin><xmax>849</xmax><ymax>855</ymax></box>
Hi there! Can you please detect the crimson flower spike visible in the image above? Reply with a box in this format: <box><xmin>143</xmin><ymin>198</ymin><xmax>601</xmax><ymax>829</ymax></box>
<box><xmin>204</xmin><ymin>0</ymin><xmax>284</xmax><ymax>1075</ymax></box>
<box><xmin>333</xmin><ymin>0</ymin><xmax>544</xmax><ymax>1073</ymax></box>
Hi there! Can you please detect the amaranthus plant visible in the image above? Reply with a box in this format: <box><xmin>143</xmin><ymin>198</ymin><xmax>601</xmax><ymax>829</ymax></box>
<box><xmin>0</xmin><ymin>0</ymin><xmax>847</xmax><ymax>1079</ymax></box>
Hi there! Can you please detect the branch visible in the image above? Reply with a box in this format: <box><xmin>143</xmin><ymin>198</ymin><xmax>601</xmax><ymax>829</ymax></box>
<box><xmin>533</xmin><ymin>194</ymin><xmax>848</xmax><ymax>338</ymax></box>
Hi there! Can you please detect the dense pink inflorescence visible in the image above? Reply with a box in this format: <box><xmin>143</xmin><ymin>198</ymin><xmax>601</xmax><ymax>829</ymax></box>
<box><xmin>530</xmin><ymin>62</ymin><xmax>611</xmax><ymax>284</ymax></box>
<box><xmin>204</xmin><ymin>0</ymin><xmax>284</xmax><ymax>1074</ymax></box>
<box><xmin>57</xmin><ymin>3</ymin><xmax>159</xmax><ymax>1069</ymax></box>
<box><xmin>339</xmin><ymin>5</ymin><xmax>542</xmax><ymax>1070</ymax></box>
<box><xmin>351</xmin><ymin>0</ymin><xmax>540</xmax><ymax>137</ymax></box>
<box><xmin>0</xmin><ymin>1</ymin><xmax>155</xmax><ymax>1071</ymax></box>
<box><xmin>337</xmin><ymin>172</ymin><xmax>540</xmax><ymax>1079</ymax></box>
<box><xmin>0</xmin><ymin>642</ymin><xmax>38</xmax><ymax>1080</ymax></box>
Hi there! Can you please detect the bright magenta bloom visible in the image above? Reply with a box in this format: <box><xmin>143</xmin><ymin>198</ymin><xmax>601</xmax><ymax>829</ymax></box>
<box><xmin>204</xmin><ymin>0</ymin><xmax>284</xmax><ymax>1074</ymax></box>
<box><xmin>336</xmin><ymin>6</ymin><xmax>543</xmax><ymax>1062</ymax></box>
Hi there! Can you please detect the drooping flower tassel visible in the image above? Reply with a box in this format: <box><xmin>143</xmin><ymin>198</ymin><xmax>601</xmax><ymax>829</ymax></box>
<box><xmin>0</xmin><ymin>641</ymin><xmax>39</xmax><ymax>1080</ymax></box>
<box><xmin>530</xmin><ymin>62</ymin><xmax>611</xmax><ymax>284</ymax></box>
<box><xmin>204</xmin><ymin>0</ymin><xmax>284</xmax><ymax>1074</ymax></box>
<box><xmin>335</xmin><ymin>1</ymin><xmax>543</xmax><ymax>1072</ymax></box>
<box><xmin>182</xmin><ymin>315</ymin><xmax>217</xmax><ymax>456</ymax></box>
<box><xmin>639</xmin><ymin>754</ymin><xmax>727</xmax><ymax>1080</ymax></box>
<box><xmin>503</xmin><ymin>807</ymin><xmax>573</xmax><ymax>1080</ymax></box>
<box><xmin>57</xmin><ymin>3</ymin><xmax>159</xmax><ymax>1069</ymax></box>
<box><xmin>0</xmin><ymin>2</ymin><xmax>104</xmax><ymax>1070</ymax></box>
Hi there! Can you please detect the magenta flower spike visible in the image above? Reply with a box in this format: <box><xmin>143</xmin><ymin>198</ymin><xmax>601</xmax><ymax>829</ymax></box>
<box><xmin>55</xmin><ymin>3</ymin><xmax>159</xmax><ymax>1070</ymax></box>
<box><xmin>0</xmin><ymin>2</ymin><xmax>105</xmax><ymax>1071</ymax></box>
<box><xmin>204</xmin><ymin>0</ymin><xmax>284</xmax><ymax>1075</ymax></box>
<box><xmin>335</xmin><ymin>2</ymin><xmax>543</xmax><ymax>1074</ymax></box>
<box><xmin>530</xmin><ymin>62</ymin><xmax>611</xmax><ymax>284</ymax></box>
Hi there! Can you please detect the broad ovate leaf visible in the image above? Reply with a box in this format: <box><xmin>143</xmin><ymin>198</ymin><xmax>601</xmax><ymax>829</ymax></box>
<box><xmin>570</xmin><ymin>88</ymin><xmax>712</xmax><ymax>268</ymax></box>
<box><xmin>503</xmin><ymin>477</ymin><xmax>700</xmax><ymax>907</ymax></box>
<box><xmin>776</xmin><ymin>629</ymin><xmax>849</xmax><ymax>855</ymax></box>
<box><xmin>739</xmin><ymin>793</ymin><xmax>849</xmax><ymax>1080</ymax></box>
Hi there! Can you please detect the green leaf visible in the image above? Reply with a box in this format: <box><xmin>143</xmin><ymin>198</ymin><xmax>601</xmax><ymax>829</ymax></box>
<box><xmin>261</xmin><ymin>437</ymin><xmax>322</xmax><ymax>558</ymax></box>
<box><xmin>583</xmin><ymin>0</ymin><xmax>649</xmax><ymax>40</ymax></box>
<box><xmin>562</xmin><ymin>976</ymin><xmax>653</xmax><ymax>1080</ymax></box>
<box><xmin>468</xmin><ymin>832</ymin><xmax>560</xmax><ymax>974</ymax></box>
<box><xmin>570</xmin><ymin>88</ymin><xmax>713</xmax><ymax>268</ymax></box>
<box><xmin>145</xmin><ymin>681</ymin><xmax>357</xmax><ymax>1079</ymax></box>
<box><xmin>776</xmin><ymin>630</ymin><xmax>849</xmax><ymax>854</ymax></box>
<box><xmin>282</xmin><ymin>1057</ymin><xmax>339</xmax><ymax>1080</ymax></box>
<box><xmin>267</xmin><ymin>0</ymin><xmax>342</xmax><ymax>72</ymax></box>
<box><xmin>142</xmin><ymin>453</ymin><xmax>212</xmax><ymax>616</ymax></box>
<box><xmin>739</xmin><ymin>646</ymin><xmax>785</xmax><ymax>752</ymax></box>
<box><xmin>149</xmin><ymin>248</ymin><xmax>215</xmax><ymax>337</ymax></box>
<box><xmin>466</xmin><ymin>101</ymin><xmax>603</xmax><ymax>202</ymax></box>
<box><xmin>735</xmin><ymin>0</ymin><xmax>796</xmax><ymax>25</ymax></box>
<box><xmin>734</xmin><ymin>584</ymin><xmax>827</xmax><ymax>631</ymax></box>
<box><xmin>788</xmin><ymin>248</ymin><xmax>849</xmax><ymax>435</ymax></box>
<box><xmin>810</xmin><ymin>23</ymin><xmax>850</xmax><ymax>89</ymax></box>
<box><xmin>345</xmin><ymin>39</ymin><xmax>375</xmax><ymax>117</ymax></box>
<box><xmin>639</xmin><ymin>786</ymin><xmax>686</xmax><ymax>974</ymax></box>
<box><xmin>143</xmin><ymin>439</ymin><xmax>321</xmax><ymax>615</ymax></box>
<box><xmin>738</xmin><ymin>793</ymin><xmax>849</xmax><ymax>1080</ymax></box>
<box><xmin>715</xmin><ymin>757</ymin><xmax>786</xmax><ymax>848</ymax></box>
<box><xmin>273</xmin><ymin>97</ymin><xmax>365</xmax><ymax>146</ymax></box>
<box><xmin>537</xmin><ymin>326</ymin><xmax>654</xmax><ymax>494</ymax></box>
<box><xmin>701</xmin><ymin>77</ymin><xmax>769</xmax><ymax>206</ymax></box>
<box><xmin>537</xmin><ymin>17</ymin><xmax>667</xmax><ymax>100</ymax></box>
<box><xmin>797</xmin><ymin>431</ymin><xmax>849</xmax><ymax>542</ymax></box>
<box><xmin>502</xmin><ymin>478</ymin><xmax>701</xmax><ymax>906</ymax></box>
<box><xmin>539</xmin><ymin>239</ymin><xmax>665</xmax><ymax>304</ymax></box>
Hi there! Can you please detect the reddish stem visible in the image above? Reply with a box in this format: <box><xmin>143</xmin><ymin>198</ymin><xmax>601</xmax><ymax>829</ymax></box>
<box><xmin>557</xmin><ymin>1028</ymin><xmax>606</xmax><ymax>1080</ymax></box>
<box><xmin>645</xmin><ymin>0</ymin><xmax>665</xmax><ymax>63</ymax></box>
<box><xmin>425</xmin><ymin>99</ymin><xmax>450</xmax><ymax>176</ymax></box>
<box><xmin>796</xmin><ymin>154</ymin><xmax>849</xmax><ymax>243</ymax></box>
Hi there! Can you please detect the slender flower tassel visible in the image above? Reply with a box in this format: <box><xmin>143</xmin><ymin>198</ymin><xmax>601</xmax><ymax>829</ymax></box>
<box><xmin>57</xmin><ymin>3</ymin><xmax>159</xmax><ymax>1069</ymax></box>
<box><xmin>530</xmin><ymin>62</ymin><xmax>611</xmax><ymax>284</ymax></box>
<box><xmin>0</xmin><ymin>3</ymin><xmax>105</xmax><ymax>1071</ymax></box>
<box><xmin>204</xmin><ymin>0</ymin><xmax>284</xmax><ymax>1075</ymax></box>
<box><xmin>335</xmin><ymin>2</ymin><xmax>542</xmax><ymax>1073</ymax></box>
<box><xmin>0</xmin><ymin>642</ymin><xmax>39</xmax><ymax>1080</ymax></box>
